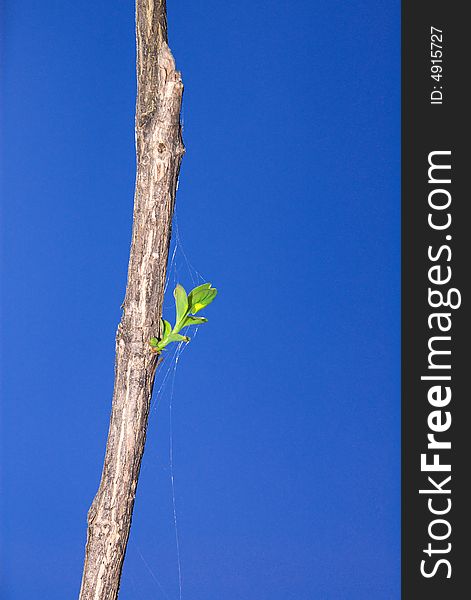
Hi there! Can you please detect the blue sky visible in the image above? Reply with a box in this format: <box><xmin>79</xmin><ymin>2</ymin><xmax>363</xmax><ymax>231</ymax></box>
<box><xmin>1</xmin><ymin>1</ymin><xmax>400</xmax><ymax>598</ymax></box>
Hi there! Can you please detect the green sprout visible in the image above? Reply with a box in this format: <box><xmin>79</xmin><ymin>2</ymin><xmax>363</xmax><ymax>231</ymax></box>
<box><xmin>149</xmin><ymin>283</ymin><xmax>217</xmax><ymax>354</ymax></box>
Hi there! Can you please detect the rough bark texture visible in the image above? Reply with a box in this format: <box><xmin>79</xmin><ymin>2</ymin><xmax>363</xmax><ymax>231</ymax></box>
<box><xmin>79</xmin><ymin>2</ymin><xmax>184</xmax><ymax>598</ymax></box>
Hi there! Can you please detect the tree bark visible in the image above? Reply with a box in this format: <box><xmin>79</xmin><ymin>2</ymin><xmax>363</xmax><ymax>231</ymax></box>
<box><xmin>79</xmin><ymin>2</ymin><xmax>184</xmax><ymax>598</ymax></box>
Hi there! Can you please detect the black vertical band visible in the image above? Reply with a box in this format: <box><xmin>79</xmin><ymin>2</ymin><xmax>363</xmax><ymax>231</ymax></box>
<box><xmin>402</xmin><ymin>2</ymin><xmax>470</xmax><ymax>597</ymax></box>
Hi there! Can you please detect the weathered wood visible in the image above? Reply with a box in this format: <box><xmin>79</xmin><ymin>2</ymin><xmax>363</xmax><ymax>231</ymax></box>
<box><xmin>79</xmin><ymin>2</ymin><xmax>184</xmax><ymax>598</ymax></box>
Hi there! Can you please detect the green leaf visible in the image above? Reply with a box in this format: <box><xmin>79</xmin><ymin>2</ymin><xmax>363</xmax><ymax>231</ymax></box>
<box><xmin>149</xmin><ymin>337</ymin><xmax>159</xmax><ymax>347</ymax></box>
<box><xmin>167</xmin><ymin>332</ymin><xmax>190</xmax><ymax>344</ymax></box>
<box><xmin>188</xmin><ymin>283</ymin><xmax>217</xmax><ymax>314</ymax></box>
<box><xmin>183</xmin><ymin>316</ymin><xmax>208</xmax><ymax>327</ymax></box>
<box><xmin>189</xmin><ymin>283</ymin><xmax>211</xmax><ymax>294</ymax></box>
<box><xmin>187</xmin><ymin>284</ymin><xmax>211</xmax><ymax>307</ymax></box>
<box><xmin>174</xmin><ymin>284</ymin><xmax>189</xmax><ymax>324</ymax></box>
<box><xmin>161</xmin><ymin>319</ymin><xmax>172</xmax><ymax>339</ymax></box>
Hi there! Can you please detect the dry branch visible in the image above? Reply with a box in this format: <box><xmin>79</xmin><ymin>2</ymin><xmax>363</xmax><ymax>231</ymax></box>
<box><xmin>79</xmin><ymin>1</ymin><xmax>184</xmax><ymax>597</ymax></box>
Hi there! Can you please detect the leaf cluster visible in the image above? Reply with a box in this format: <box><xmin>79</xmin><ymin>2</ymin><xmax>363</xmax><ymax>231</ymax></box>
<box><xmin>149</xmin><ymin>283</ymin><xmax>217</xmax><ymax>353</ymax></box>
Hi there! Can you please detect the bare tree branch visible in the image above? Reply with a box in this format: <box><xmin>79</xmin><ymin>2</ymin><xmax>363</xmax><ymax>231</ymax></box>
<box><xmin>79</xmin><ymin>2</ymin><xmax>184</xmax><ymax>597</ymax></box>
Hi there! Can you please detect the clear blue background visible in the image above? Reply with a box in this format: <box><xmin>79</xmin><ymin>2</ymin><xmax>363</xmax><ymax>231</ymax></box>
<box><xmin>1</xmin><ymin>1</ymin><xmax>400</xmax><ymax>598</ymax></box>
